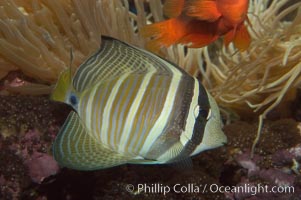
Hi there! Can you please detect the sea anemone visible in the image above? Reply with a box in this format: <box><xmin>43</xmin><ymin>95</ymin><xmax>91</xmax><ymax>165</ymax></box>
<box><xmin>0</xmin><ymin>0</ymin><xmax>152</xmax><ymax>93</ymax></box>
<box><xmin>206</xmin><ymin>0</ymin><xmax>301</xmax><ymax>114</ymax></box>
<box><xmin>0</xmin><ymin>0</ymin><xmax>209</xmax><ymax>95</ymax></box>
<box><xmin>198</xmin><ymin>0</ymin><xmax>301</xmax><ymax>154</ymax></box>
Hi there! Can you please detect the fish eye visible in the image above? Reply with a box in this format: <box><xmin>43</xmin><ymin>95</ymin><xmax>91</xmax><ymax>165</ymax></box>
<box><xmin>69</xmin><ymin>94</ymin><xmax>78</xmax><ymax>106</ymax></box>
<box><xmin>199</xmin><ymin>109</ymin><xmax>209</xmax><ymax>119</ymax></box>
<box><xmin>194</xmin><ymin>105</ymin><xmax>210</xmax><ymax>120</ymax></box>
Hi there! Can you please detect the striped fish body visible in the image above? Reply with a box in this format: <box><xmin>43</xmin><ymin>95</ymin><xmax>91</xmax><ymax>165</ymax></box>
<box><xmin>51</xmin><ymin>36</ymin><xmax>227</xmax><ymax>170</ymax></box>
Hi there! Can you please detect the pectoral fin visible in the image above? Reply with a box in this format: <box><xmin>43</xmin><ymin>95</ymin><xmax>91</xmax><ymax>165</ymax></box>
<box><xmin>233</xmin><ymin>24</ymin><xmax>251</xmax><ymax>51</ymax></box>
<box><xmin>53</xmin><ymin>111</ymin><xmax>130</xmax><ymax>170</ymax></box>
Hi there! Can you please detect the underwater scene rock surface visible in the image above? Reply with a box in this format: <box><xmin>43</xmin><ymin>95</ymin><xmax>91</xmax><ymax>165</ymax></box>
<box><xmin>0</xmin><ymin>92</ymin><xmax>301</xmax><ymax>200</ymax></box>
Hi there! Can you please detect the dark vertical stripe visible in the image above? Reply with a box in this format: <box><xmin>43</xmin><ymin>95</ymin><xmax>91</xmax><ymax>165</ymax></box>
<box><xmin>179</xmin><ymin>80</ymin><xmax>209</xmax><ymax>156</ymax></box>
<box><xmin>144</xmin><ymin>74</ymin><xmax>195</xmax><ymax>160</ymax></box>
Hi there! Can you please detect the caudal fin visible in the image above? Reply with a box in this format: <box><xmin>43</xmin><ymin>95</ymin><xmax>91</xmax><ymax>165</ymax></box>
<box><xmin>140</xmin><ymin>18</ymin><xmax>187</xmax><ymax>52</ymax></box>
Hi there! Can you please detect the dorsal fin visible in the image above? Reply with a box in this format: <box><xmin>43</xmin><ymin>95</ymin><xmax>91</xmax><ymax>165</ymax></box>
<box><xmin>184</xmin><ymin>0</ymin><xmax>221</xmax><ymax>21</ymax></box>
<box><xmin>72</xmin><ymin>36</ymin><xmax>186</xmax><ymax>92</ymax></box>
<box><xmin>163</xmin><ymin>0</ymin><xmax>185</xmax><ymax>18</ymax></box>
<box><xmin>52</xmin><ymin>111</ymin><xmax>131</xmax><ymax>170</ymax></box>
<box><xmin>69</xmin><ymin>48</ymin><xmax>74</xmax><ymax>83</ymax></box>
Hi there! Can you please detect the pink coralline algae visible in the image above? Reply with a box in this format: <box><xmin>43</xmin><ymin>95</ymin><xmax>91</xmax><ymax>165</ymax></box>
<box><xmin>0</xmin><ymin>95</ymin><xmax>71</xmax><ymax>199</ymax></box>
<box><xmin>272</xmin><ymin>144</ymin><xmax>301</xmax><ymax>165</ymax></box>
<box><xmin>23</xmin><ymin>152</ymin><xmax>59</xmax><ymax>184</ymax></box>
<box><xmin>10</xmin><ymin>129</ymin><xmax>60</xmax><ymax>184</ymax></box>
<box><xmin>0</xmin><ymin>175</ymin><xmax>21</xmax><ymax>200</ymax></box>
<box><xmin>224</xmin><ymin>150</ymin><xmax>301</xmax><ymax>200</ymax></box>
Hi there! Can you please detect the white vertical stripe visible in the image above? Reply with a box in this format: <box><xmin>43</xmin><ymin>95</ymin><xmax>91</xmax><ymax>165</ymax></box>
<box><xmin>75</xmin><ymin>43</ymin><xmax>113</xmax><ymax>91</ymax></box>
<box><xmin>180</xmin><ymin>78</ymin><xmax>199</xmax><ymax>146</ymax></box>
<box><xmin>101</xmin><ymin>73</ymin><xmax>130</xmax><ymax>145</ymax></box>
<box><xmin>118</xmin><ymin>67</ymin><xmax>157</xmax><ymax>153</ymax></box>
<box><xmin>78</xmin><ymin>93</ymin><xmax>89</xmax><ymax>132</ymax></box>
<box><xmin>66</xmin><ymin>118</ymin><xmax>77</xmax><ymax>156</ymax></box>
<box><xmin>93</xmin><ymin>87</ymin><xmax>109</xmax><ymax>141</ymax></box>
<box><xmin>139</xmin><ymin>61</ymin><xmax>182</xmax><ymax>155</ymax></box>
<box><xmin>84</xmin><ymin>84</ymin><xmax>100</xmax><ymax>140</ymax></box>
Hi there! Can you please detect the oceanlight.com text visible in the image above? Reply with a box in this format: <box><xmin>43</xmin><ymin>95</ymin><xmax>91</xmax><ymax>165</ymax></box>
<box><xmin>125</xmin><ymin>183</ymin><xmax>295</xmax><ymax>196</ymax></box>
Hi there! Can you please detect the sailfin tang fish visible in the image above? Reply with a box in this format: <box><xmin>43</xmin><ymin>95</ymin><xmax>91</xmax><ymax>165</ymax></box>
<box><xmin>51</xmin><ymin>36</ymin><xmax>227</xmax><ymax>170</ymax></box>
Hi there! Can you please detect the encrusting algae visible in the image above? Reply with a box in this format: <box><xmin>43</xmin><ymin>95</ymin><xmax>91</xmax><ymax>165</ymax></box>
<box><xmin>0</xmin><ymin>0</ymin><xmax>301</xmax><ymax>152</ymax></box>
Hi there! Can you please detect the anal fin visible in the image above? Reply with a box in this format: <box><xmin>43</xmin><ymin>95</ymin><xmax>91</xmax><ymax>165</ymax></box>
<box><xmin>169</xmin><ymin>157</ymin><xmax>193</xmax><ymax>170</ymax></box>
<box><xmin>53</xmin><ymin>111</ymin><xmax>130</xmax><ymax>170</ymax></box>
